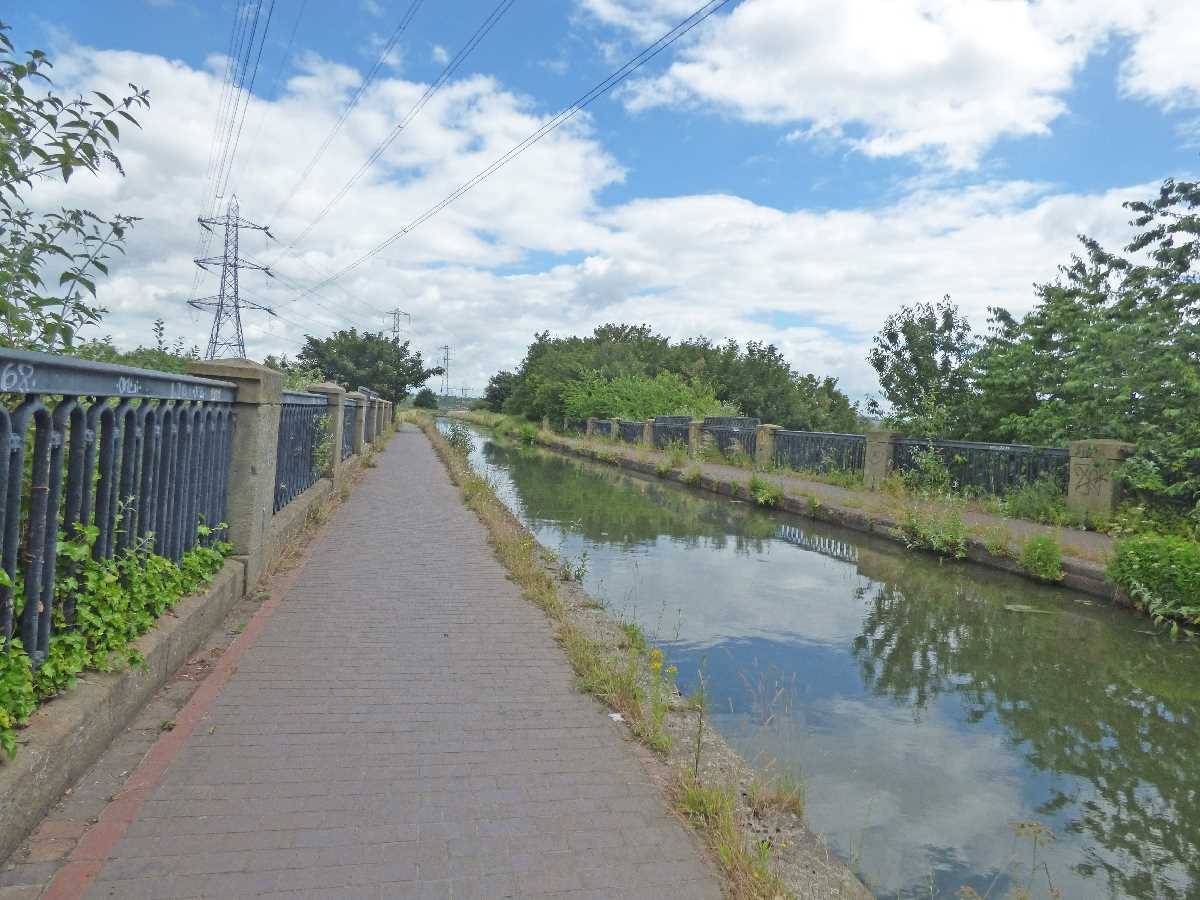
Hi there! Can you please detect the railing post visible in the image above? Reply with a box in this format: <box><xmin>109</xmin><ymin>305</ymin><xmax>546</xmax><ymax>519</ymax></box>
<box><xmin>306</xmin><ymin>382</ymin><xmax>346</xmax><ymax>485</ymax></box>
<box><xmin>586</xmin><ymin>417</ymin><xmax>596</xmax><ymax>436</ymax></box>
<box><xmin>755</xmin><ymin>424</ymin><xmax>780</xmax><ymax>468</ymax></box>
<box><xmin>188</xmin><ymin>359</ymin><xmax>281</xmax><ymax>587</ymax></box>
<box><xmin>643</xmin><ymin>419</ymin><xmax>653</xmax><ymax>448</ymax></box>
<box><xmin>346</xmin><ymin>392</ymin><xmax>367</xmax><ymax>455</ymax></box>
<box><xmin>688</xmin><ymin>420</ymin><xmax>703</xmax><ymax>456</ymax></box>
<box><xmin>1068</xmin><ymin>439</ymin><xmax>1134</xmax><ymax>519</ymax></box>
<box><xmin>864</xmin><ymin>430</ymin><xmax>900</xmax><ymax>490</ymax></box>
<box><xmin>610</xmin><ymin>418</ymin><xmax>621</xmax><ymax>441</ymax></box>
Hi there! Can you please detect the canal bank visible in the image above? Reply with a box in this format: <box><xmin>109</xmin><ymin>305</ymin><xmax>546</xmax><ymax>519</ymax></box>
<box><xmin>433</xmin><ymin>415</ymin><xmax>1200</xmax><ymax>899</ymax></box>
<box><xmin>451</xmin><ymin>412</ymin><xmax>1116</xmax><ymax>599</ymax></box>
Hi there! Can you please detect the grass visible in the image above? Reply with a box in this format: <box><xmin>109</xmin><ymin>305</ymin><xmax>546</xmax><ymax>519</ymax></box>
<box><xmin>747</xmin><ymin>772</ymin><xmax>807</xmax><ymax>818</ymax></box>
<box><xmin>898</xmin><ymin>499</ymin><xmax>968</xmax><ymax>559</ymax></box>
<box><xmin>672</xmin><ymin>771</ymin><xmax>792</xmax><ymax>900</ymax></box>
<box><xmin>682</xmin><ymin>464</ymin><xmax>703</xmax><ymax>486</ymax></box>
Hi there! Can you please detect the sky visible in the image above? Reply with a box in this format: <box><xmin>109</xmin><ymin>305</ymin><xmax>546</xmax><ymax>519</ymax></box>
<box><xmin>8</xmin><ymin>0</ymin><xmax>1200</xmax><ymax>402</ymax></box>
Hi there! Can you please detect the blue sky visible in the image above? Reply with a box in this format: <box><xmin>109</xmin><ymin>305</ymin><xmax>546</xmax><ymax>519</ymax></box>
<box><xmin>10</xmin><ymin>0</ymin><xmax>1200</xmax><ymax>399</ymax></box>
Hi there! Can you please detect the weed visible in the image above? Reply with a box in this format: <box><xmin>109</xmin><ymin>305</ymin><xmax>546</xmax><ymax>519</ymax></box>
<box><xmin>1020</xmin><ymin>534</ymin><xmax>1065</xmax><ymax>582</ymax></box>
<box><xmin>619</xmin><ymin>621</ymin><xmax>648</xmax><ymax>653</ymax></box>
<box><xmin>672</xmin><ymin>771</ymin><xmax>790</xmax><ymax>900</ymax></box>
<box><xmin>748</xmin><ymin>475</ymin><xmax>784</xmax><ymax>508</ymax></box>
<box><xmin>665</xmin><ymin>440</ymin><xmax>690</xmax><ymax>468</ymax></box>
<box><xmin>655</xmin><ymin>458</ymin><xmax>673</xmax><ymax>478</ymax></box>
<box><xmin>557</xmin><ymin>551</ymin><xmax>589</xmax><ymax>583</ymax></box>
<box><xmin>1000</xmin><ymin>474</ymin><xmax>1080</xmax><ymax>527</ymax></box>
<box><xmin>899</xmin><ymin>500</ymin><xmax>968</xmax><ymax>559</ymax></box>
<box><xmin>1109</xmin><ymin>533</ymin><xmax>1200</xmax><ymax>628</ymax></box>
<box><xmin>517</xmin><ymin>422</ymin><xmax>538</xmax><ymax>445</ymax></box>
<box><xmin>747</xmin><ymin>772</ymin><xmax>806</xmax><ymax>818</ymax></box>
<box><xmin>682</xmin><ymin>465</ymin><xmax>703</xmax><ymax>486</ymax></box>
<box><xmin>445</xmin><ymin>421</ymin><xmax>475</xmax><ymax>456</ymax></box>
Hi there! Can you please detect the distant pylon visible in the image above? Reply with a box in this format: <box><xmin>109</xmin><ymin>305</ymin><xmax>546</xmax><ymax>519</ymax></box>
<box><xmin>190</xmin><ymin>197</ymin><xmax>276</xmax><ymax>359</ymax></box>
<box><xmin>439</xmin><ymin>344</ymin><xmax>450</xmax><ymax>396</ymax></box>
<box><xmin>385</xmin><ymin>308</ymin><xmax>410</xmax><ymax>340</ymax></box>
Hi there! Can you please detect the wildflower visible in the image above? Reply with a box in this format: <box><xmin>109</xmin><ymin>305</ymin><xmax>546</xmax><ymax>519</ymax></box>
<box><xmin>666</xmin><ymin>665</ymin><xmax>677</xmax><ymax>675</ymax></box>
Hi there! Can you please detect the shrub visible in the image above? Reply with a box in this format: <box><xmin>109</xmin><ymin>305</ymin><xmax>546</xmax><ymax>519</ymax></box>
<box><xmin>1109</xmin><ymin>534</ymin><xmax>1200</xmax><ymax>627</ymax></box>
<box><xmin>899</xmin><ymin>501</ymin><xmax>968</xmax><ymax>558</ymax></box>
<box><xmin>413</xmin><ymin>388</ymin><xmax>438</xmax><ymax>409</ymax></box>
<box><xmin>445</xmin><ymin>421</ymin><xmax>474</xmax><ymax>455</ymax></box>
<box><xmin>901</xmin><ymin>445</ymin><xmax>953</xmax><ymax>496</ymax></box>
<box><xmin>1020</xmin><ymin>534</ymin><xmax>1064</xmax><ymax>582</ymax></box>
<box><xmin>517</xmin><ymin>423</ymin><xmax>537</xmax><ymax>445</ymax></box>
<box><xmin>1001</xmin><ymin>475</ymin><xmax>1076</xmax><ymax>527</ymax></box>
<box><xmin>749</xmin><ymin>475</ymin><xmax>784</xmax><ymax>508</ymax></box>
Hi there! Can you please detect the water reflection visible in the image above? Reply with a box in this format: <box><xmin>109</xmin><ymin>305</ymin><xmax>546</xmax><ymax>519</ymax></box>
<box><xmin>453</xmin><ymin>424</ymin><xmax>1200</xmax><ymax>898</ymax></box>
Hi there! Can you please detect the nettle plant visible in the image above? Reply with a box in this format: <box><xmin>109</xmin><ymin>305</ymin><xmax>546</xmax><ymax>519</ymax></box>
<box><xmin>0</xmin><ymin>21</ymin><xmax>150</xmax><ymax>349</ymax></box>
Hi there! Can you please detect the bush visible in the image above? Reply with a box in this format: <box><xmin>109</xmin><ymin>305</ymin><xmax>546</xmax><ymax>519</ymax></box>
<box><xmin>1001</xmin><ymin>475</ymin><xmax>1076</xmax><ymax>527</ymax></box>
<box><xmin>413</xmin><ymin>388</ymin><xmax>438</xmax><ymax>409</ymax></box>
<box><xmin>1020</xmin><ymin>534</ymin><xmax>1064</xmax><ymax>582</ymax></box>
<box><xmin>1109</xmin><ymin>534</ymin><xmax>1200</xmax><ymax>627</ymax></box>
<box><xmin>899</xmin><ymin>501</ymin><xmax>968</xmax><ymax>558</ymax></box>
<box><xmin>563</xmin><ymin>370</ymin><xmax>730</xmax><ymax>421</ymax></box>
<box><xmin>749</xmin><ymin>475</ymin><xmax>784</xmax><ymax>508</ymax></box>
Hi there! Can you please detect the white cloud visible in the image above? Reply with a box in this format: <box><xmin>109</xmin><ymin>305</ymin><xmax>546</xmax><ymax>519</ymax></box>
<box><xmin>361</xmin><ymin>0</ymin><xmax>384</xmax><ymax>17</ymax></box>
<box><xmin>430</xmin><ymin>44</ymin><xmax>450</xmax><ymax>65</ymax></box>
<box><xmin>583</xmin><ymin>0</ymin><xmax>1200</xmax><ymax>170</ymax></box>
<box><xmin>33</xmin><ymin>39</ymin><xmax>1154</xmax><ymax>401</ymax></box>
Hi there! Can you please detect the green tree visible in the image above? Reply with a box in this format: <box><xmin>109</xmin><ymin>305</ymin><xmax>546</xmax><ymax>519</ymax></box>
<box><xmin>413</xmin><ymin>387</ymin><xmax>438</xmax><ymax>409</ymax></box>
<box><xmin>866</xmin><ymin>297</ymin><xmax>975</xmax><ymax>435</ymax></box>
<box><xmin>484</xmin><ymin>369</ymin><xmax>516</xmax><ymax>411</ymax></box>
<box><xmin>74</xmin><ymin>319</ymin><xmax>198</xmax><ymax>373</ymax></box>
<box><xmin>0</xmin><ymin>22</ymin><xmax>150</xmax><ymax>349</ymax></box>
<box><xmin>294</xmin><ymin>329</ymin><xmax>442</xmax><ymax>404</ymax></box>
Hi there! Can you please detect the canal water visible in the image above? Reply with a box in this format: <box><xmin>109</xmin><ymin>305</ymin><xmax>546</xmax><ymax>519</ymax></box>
<box><xmin>442</xmin><ymin>421</ymin><xmax>1200</xmax><ymax>899</ymax></box>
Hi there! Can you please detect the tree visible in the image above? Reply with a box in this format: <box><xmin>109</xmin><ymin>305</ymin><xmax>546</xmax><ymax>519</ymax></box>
<box><xmin>75</xmin><ymin>318</ymin><xmax>198</xmax><ymax>373</ymax></box>
<box><xmin>866</xmin><ymin>297</ymin><xmax>975</xmax><ymax>435</ymax></box>
<box><xmin>294</xmin><ymin>329</ymin><xmax>442</xmax><ymax>404</ymax></box>
<box><xmin>413</xmin><ymin>387</ymin><xmax>438</xmax><ymax>409</ymax></box>
<box><xmin>0</xmin><ymin>22</ymin><xmax>150</xmax><ymax>349</ymax></box>
<box><xmin>484</xmin><ymin>370</ymin><xmax>516</xmax><ymax>411</ymax></box>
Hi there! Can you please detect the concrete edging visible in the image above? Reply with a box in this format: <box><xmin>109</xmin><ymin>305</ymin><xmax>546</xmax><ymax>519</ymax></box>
<box><xmin>538</xmin><ymin>434</ymin><xmax>1115</xmax><ymax>601</ymax></box>
<box><xmin>0</xmin><ymin>560</ymin><xmax>246</xmax><ymax>864</ymax></box>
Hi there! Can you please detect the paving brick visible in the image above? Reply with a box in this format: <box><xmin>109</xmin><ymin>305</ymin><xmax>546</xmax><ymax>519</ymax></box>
<box><xmin>77</xmin><ymin>429</ymin><xmax>717</xmax><ymax>898</ymax></box>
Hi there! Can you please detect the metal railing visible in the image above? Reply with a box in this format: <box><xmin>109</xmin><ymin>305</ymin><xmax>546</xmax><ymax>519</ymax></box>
<box><xmin>893</xmin><ymin>438</ymin><xmax>1069</xmax><ymax>495</ymax></box>
<box><xmin>274</xmin><ymin>392</ymin><xmax>326</xmax><ymax>513</ymax></box>
<box><xmin>592</xmin><ymin>419</ymin><xmax>613</xmax><ymax>438</ymax></box>
<box><xmin>703</xmin><ymin>416</ymin><xmax>760</xmax><ymax>430</ymax></box>
<box><xmin>0</xmin><ymin>348</ymin><xmax>235</xmax><ymax>665</ymax></box>
<box><xmin>341</xmin><ymin>399</ymin><xmax>357</xmax><ymax>461</ymax></box>
<box><xmin>618</xmin><ymin>420</ymin><xmax>643</xmax><ymax>443</ymax></box>
<box><xmin>563</xmin><ymin>417</ymin><xmax>587</xmax><ymax>434</ymax></box>
<box><xmin>653</xmin><ymin>417</ymin><xmax>690</xmax><ymax>449</ymax></box>
<box><xmin>774</xmin><ymin>430</ymin><xmax>866</xmax><ymax>473</ymax></box>
<box><xmin>702</xmin><ymin>425</ymin><xmax>757</xmax><ymax>457</ymax></box>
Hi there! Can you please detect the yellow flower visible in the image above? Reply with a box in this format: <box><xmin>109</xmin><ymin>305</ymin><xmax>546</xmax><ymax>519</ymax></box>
<box><xmin>666</xmin><ymin>665</ymin><xmax>677</xmax><ymax>675</ymax></box>
<box><xmin>650</xmin><ymin>659</ymin><xmax>663</xmax><ymax>672</ymax></box>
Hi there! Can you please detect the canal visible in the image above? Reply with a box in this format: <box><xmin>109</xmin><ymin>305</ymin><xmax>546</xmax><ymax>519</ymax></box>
<box><xmin>443</xmin><ymin>421</ymin><xmax>1200</xmax><ymax>899</ymax></box>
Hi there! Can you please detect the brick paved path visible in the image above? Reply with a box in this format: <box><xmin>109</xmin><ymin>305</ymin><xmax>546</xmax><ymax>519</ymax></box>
<box><xmin>79</xmin><ymin>427</ymin><xmax>721</xmax><ymax>900</ymax></box>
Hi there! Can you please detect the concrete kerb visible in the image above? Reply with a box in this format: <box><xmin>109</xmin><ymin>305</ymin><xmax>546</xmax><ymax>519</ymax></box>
<box><xmin>0</xmin><ymin>561</ymin><xmax>246</xmax><ymax>865</ymax></box>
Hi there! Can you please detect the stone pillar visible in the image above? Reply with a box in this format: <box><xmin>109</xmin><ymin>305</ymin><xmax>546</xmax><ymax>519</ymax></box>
<box><xmin>306</xmin><ymin>382</ymin><xmax>345</xmax><ymax>485</ymax></box>
<box><xmin>688</xmin><ymin>421</ymin><xmax>703</xmax><ymax>456</ymax></box>
<box><xmin>188</xmin><ymin>359</ymin><xmax>281</xmax><ymax>587</ymax></box>
<box><xmin>542</xmin><ymin>416</ymin><xmax>550</xmax><ymax>433</ymax></box>
<box><xmin>586</xmin><ymin>417</ymin><xmax>596</xmax><ymax>437</ymax></box>
<box><xmin>864</xmin><ymin>430</ymin><xmax>900</xmax><ymax>491</ymax></box>
<box><xmin>610</xmin><ymin>418</ymin><xmax>621</xmax><ymax>442</ymax></box>
<box><xmin>643</xmin><ymin>419</ymin><xmax>654</xmax><ymax>448</ymax></box>
<box><xmin>372</xmin><ymin>399</ymin><xmax>384</xmax><ymax>443</ymax></box>
<box><xmin>1068</xmin><ymin>439</ymin><xmax>1134</xmax><ymax>519</ymax></box>
<box><xmin>756</xmin><ymin>424</ymin><xmax>781</xmax><ymax>468</ymax></box>
<box><xmin>346</xmin><ymin>392</ymin><xmax>367</xmax><ymax>455</ymax></box>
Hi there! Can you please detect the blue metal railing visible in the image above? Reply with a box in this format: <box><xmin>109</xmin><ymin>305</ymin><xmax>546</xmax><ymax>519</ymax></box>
<box><xmin>341</xmin><ymin>399</ymin><xmax>357</xmax><ymax>461</ymax></box>
<box><xmin>0</xmin><ymin>348</ymin><xmax>235</xmax><ymax>665</ymax></box>
<box><xmin>274</xmin><ymin>392</ymin><xmax>326</xmax><ymax>513</ymax></box>
<box><xmin>774</xmin><ymin>430</ymin><xmax>866</xmax><ymax>473</ymax></box>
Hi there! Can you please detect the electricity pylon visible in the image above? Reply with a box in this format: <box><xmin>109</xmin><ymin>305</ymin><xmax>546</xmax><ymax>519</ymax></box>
<box><xmin>438</xmin><ymin>344</ymin><xmax>450</xmax><ymax>396</ymax></box>
<box><xmin>385</xmin><ymin>308</ymin><xmax>410</xmax><ymax>340</ymax></box>
<box><xmin>190</xmin><ymin>197</ymin><xmax>276</xmax><ymax>359</ymax></box>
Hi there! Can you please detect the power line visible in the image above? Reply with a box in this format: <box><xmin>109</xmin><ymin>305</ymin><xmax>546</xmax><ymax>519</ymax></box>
<box><xmin>291</xmin><ymin>0</ymin><xmax>734</xmax><ymax>299</ymax></box>
<box><xmin>218</xmin><ymin>0</ymin><xmax>277</xmax><ymax>198</ymax></box>
<box><xmin>270</xmin><ymin>0</ymin><xmax>425</xmax><ymax>223</ymax></box>
<box><xmin>269</xmin><ymin>0</ymin><xmax>516</xmax><ymax>261</ymax></box>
